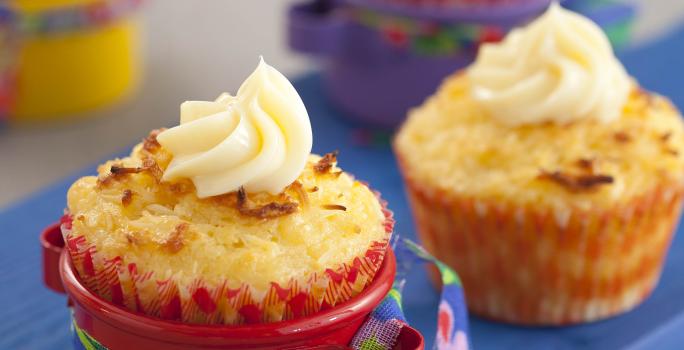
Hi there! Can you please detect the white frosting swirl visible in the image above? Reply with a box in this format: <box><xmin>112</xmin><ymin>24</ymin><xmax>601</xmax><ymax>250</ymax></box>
<box><xmin>156</xmin><ymin>58</ymin><xmax>312</xmax><ymax>198</ymax></box>
<box><xmin>468</xmin><ymin>2</ymin><xmax>631</xmax><ymax>126</ymax></box>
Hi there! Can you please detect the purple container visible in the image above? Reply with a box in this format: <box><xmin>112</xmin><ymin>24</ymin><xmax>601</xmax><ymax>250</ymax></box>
<box><xmin>288</xmin><ymin>0</ymin><xmax>554</xmax><ymax>128</ymax></box>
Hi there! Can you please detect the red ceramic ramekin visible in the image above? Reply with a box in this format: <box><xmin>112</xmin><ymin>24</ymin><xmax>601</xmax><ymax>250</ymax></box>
<box><xmin>41</xmin><ymin>223</ymin><xmax>424</xmax><ymax>350</ymax></box>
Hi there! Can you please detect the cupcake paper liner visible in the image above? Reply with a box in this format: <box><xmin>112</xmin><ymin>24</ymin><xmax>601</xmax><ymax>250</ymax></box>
<box><xmin>60</xmin><ymin>193</ymin><xmax>394</xmax><ymax>325</ymax></box>
<box><xmin>402</xmin><ymin>173</ymin><xmax>684</xmax><ymax>325</ymax></box>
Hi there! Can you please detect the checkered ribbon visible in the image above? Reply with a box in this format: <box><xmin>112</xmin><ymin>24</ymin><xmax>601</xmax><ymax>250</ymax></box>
<box><xmin>350</xmin><ymin>237</ymin><xmax>470</xmax><ymax>350</ymax></box>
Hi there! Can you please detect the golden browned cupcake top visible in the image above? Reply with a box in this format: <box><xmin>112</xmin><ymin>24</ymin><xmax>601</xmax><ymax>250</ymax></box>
<box><xmin>66</xmin><ymin>131</ymin><xmax>389</xmax><ymax>290</ymax></box>
<box><xmin>395</xmin><ymin>73</ymin><xmax>684</xmax><ymax>211</ymax></box>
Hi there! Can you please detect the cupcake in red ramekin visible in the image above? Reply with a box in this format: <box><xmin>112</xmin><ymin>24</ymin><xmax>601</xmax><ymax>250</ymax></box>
<box><xmin>394</xmin><ymin>3</ymin><xmax>684</xmax><ymax>325</ymax></box>
<box><xmin>62</xmin><ymin>58</ymin><xmax>393</xmax><ymax>325</ymax></box>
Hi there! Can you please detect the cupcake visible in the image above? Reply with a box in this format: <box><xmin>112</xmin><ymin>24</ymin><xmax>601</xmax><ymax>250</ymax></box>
<box><xmin>62</xmin><ymin>58</ymin><xmax>393</xmax><ymax>325</ymax></box>
<box><xmin>394</xmin><ymin>3</ymin><xmax>684</xmax><ymax>325</ymax></box>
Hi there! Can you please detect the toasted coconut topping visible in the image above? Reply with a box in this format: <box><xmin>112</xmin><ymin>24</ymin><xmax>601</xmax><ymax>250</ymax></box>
<box><xmin>308</xmin><ymin>186</ymin><xmax>319</xmax><ymax>193</ymax></box>
<box><xmin>661</xmin><ymin>132</ymin><xmax>672</xmax><ymax>142</ymax></box>
<box><xmin>97</xmin><ymin>164</ymin><xmax>142</xmax><ymax>187</ymax></box>
<box><xmin>121</xmin><ymin>189</ymin><xmax>133</xmax><ymax>207</ymax></box>
<box><xmin>314</xmin><ymin>151</ymin><xmax>339</xmax><ymax>174</ymax></box>
<box><xmin>161</xmin><ymin>223</ymin><xmax>188</xmax><ymax>254</ymax></box>
<box><xmin>142</xmin><ymin>157</ymin><xmax>163</xmax><ymax>182</ymax></box>
<box><xmin>168</xmin><ymin>181</ymin><xmax>193</xmax><ymax>194</ymax></box>
<box><xmin>98</xmin><ymin>158</ymin><xmax>163</xmax><ymax>188</ymax></box>
<box><xmin>289</xmin><ymin>181</ymin><xmax>308</xmax><ymax>207</ymax></box>
<box><xmin>538</xmin><ymin>170</ymin><xmax>613</xmax><ymax>192</ymax></box>
<box><xmin>143</xmin><ymin>129</ymin><xmax>165</xmax><ymax>153</ymax></box>
<box><xmin>110</xmin><ymin>165</ymin><xmax>144</xmax><ymax>175</ymax></box>
<box><xmin>666</xmin><ymin>148</ymin><xmax>679</xmax><ymax>156</ymax></box>
<box><xmin>236</xmin><ymin>187</ymin><xmax>298</xmax><ymax>219</ymax></box>
<box><xmin>575</xmin><ymin>158</ymin><xmax>594</xmax><ymax>171</ymax></box>
<box><xmin>322</xmin><ymin>204</ymin><xmax>347</xmax><ymax>211</ymax></box>
<box><xmin>614</xmin><ymin>131</ymin><xmax>631</xmax><ymax>143</ymax></box>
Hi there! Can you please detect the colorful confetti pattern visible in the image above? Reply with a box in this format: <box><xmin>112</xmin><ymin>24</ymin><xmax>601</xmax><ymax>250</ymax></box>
<box><xmin>353</xmin><ymin>9</ymin><xmax>504</xmax><ymax>56</ymax></box>
<box><xmin>0</xmin><ymin>0</ymin><xmax>142</xmax><ymax>37</ymax></box>
<box><xmin>350</xmin><ymin>1</ymin><xmax>633</xmax><ymax>57</ymax></box>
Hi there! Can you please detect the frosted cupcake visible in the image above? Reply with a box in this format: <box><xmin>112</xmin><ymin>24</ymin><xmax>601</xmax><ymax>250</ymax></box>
<box><xmin>63</xmin><ymin>59</ymin><xmax>393</xmax><ymax>325</ymax></box>
<box><xmin>394</xmin><ymin>3</ymin><xmax>684</xmax><ymax>325</ymax></box>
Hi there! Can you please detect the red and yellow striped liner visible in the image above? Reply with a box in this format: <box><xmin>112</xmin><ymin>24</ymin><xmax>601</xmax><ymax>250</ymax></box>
<box><xmin>60</xmin><ymin>195</ymin><xmax>394</xmax><ymax>325</ymax></box>
<box><xmin>402</xmin><ymin>175</ymin><xmax>684</xmax><ymax>325</ymax></box>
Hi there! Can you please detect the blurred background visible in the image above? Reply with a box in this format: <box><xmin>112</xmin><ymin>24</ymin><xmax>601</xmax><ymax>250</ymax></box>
<box><xmin>2</xmin><ymin>1</ymin><xmax>684</xmax><ymax>349</ymax></box>
<box><xmin>0</xmin><ymin>0</ymin><xmax>683</xmax><ymax>209</ymax></box>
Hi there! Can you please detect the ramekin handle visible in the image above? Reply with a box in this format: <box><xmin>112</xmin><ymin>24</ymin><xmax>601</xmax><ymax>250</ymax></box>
<box><xmin>41</xmin><ymin>222</ymin><xmax>66</xmax><ymax>294</ymax></box>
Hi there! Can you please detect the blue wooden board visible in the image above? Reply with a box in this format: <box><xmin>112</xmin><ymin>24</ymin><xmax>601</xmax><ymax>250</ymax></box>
<box><xmin>2</xmin><ymin>25</ymin><xmax>684</xmax><ymax>350</ymax></box>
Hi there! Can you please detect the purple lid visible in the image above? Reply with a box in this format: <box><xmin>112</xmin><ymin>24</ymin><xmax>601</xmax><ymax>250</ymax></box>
<box><xmin>343</xmin><ymin>0</ymin><xmax>561</xmax><ymax>23</ymax></box>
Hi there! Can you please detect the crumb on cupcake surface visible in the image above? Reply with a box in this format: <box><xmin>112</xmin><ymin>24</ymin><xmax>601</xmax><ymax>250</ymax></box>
<box><xmin>67</xmin><ymin>131</ymin><xmax>389</xmax><ymax>291</ymax></box>
<box><xmin>395</xmin><ymin>73</ymin><xmax>684</xmax><ymax>211</ymax></box>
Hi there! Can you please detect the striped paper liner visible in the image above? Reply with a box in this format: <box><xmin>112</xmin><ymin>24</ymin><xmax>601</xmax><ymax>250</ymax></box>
<box><xmin>402</xmin><ymin>173</ymin><xmax>684</xmax><ymax>325</ymax></box>
<box><xmin>60</xmin><ymin>193</ymin><xmax>394</xmax><ymax>325</ymax></box>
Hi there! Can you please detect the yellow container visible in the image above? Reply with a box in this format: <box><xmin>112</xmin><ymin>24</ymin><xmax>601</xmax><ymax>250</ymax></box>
<box><xmin>5</xmin><ymin>0</ymin><xmax>141</xmax><ymax>122</ymax></box>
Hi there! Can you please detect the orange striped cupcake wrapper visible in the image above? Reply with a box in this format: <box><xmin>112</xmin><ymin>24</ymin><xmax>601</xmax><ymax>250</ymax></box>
<box><xmin>60</xmin><ymin>195</ymin><xmax>394</xmax><ymax>325</ymax></box>
<box><xmin>403</xmin><ymin>176</ymin><xmax>684</xmax><ymax>325</ymax></box>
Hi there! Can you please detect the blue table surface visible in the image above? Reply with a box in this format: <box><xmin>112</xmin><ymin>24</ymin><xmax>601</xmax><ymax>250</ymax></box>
<box><xmin>3</xmin><ymin>25</ymin><xmax>684</xmax><ymax>350</ymax></box>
